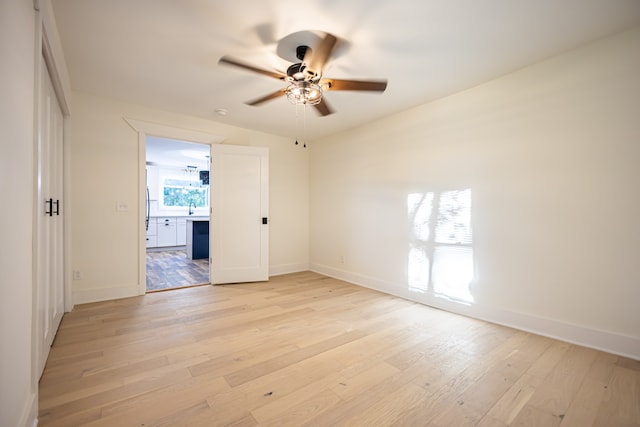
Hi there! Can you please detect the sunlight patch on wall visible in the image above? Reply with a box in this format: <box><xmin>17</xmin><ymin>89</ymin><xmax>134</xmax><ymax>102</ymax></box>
<box><xmin>407</xmin><ymin>189</ymin><xmax>474</xmax><ymax>304</ymax></box>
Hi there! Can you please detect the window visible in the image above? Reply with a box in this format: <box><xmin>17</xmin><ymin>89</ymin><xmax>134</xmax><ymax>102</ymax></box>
<box><xmin>163</xmin><ymin>178</ymin><xmax>207</xmax><ymax>207</ymax></box>
<box><xmin>159</xmin><ymin>168</ymin><xmax>209</xmax><ymax>210</ymax></box>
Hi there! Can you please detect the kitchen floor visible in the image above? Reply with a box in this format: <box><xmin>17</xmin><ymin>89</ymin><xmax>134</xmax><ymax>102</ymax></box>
<box><xmin>146</xmin><ymin>249</ymin><xmax>209</xmax><ymax>291</ymax></box>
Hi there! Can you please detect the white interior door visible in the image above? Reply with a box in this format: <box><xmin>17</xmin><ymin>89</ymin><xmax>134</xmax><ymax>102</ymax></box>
<box><xmin>35</xmin><ymin>54</ymin><xmax>65</xmax><ymax>377</ymax></box>
<box><xmin>210</xmin><ymin>145</ymin><xmax>269</xmax><ymax>284</ymax></box>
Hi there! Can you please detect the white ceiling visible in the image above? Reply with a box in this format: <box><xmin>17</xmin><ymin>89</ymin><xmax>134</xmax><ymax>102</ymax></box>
<box><xmin>146</xmin><ymin>136</ymin><xmax>210</xmax><ymax>169</ymax></box>
<box><xmin>51</xmin><ymin>0</ymin><xmax>640</xmax><ymax>141</ymax></box>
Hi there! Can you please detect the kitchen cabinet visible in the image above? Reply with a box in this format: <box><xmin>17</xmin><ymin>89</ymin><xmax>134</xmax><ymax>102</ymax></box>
<box><xmin>157</xmin><ymin>217</ymin><xmax>177</xmax><ymax>247</ymax></box>
<box><xmin>146</xmin><ymin>216</ymin><xmax>209</xmax><ymax>248</ymax></box>
<box><xmin>146</xmin><ymin>218</ymin><xmax>157</xmax><ymax>248</ymax></box>
<box><xmin>177</xmin><ymin>218</ymin><xmax>187</xmax><ymax>246</ymax></box>
<box><xmin>186</xmin><ymin>219</ymin><xmax>209</xmax><ymax>260</ymax></box>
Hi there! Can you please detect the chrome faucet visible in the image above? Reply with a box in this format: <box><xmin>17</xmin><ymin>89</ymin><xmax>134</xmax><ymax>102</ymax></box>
<box><xmin>188</xmin><ymin>201</ymin><xmax>196</xmax><ymax>215</ymax></box>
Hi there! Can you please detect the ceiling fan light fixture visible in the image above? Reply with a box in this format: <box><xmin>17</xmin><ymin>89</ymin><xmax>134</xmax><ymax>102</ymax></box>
<box><xmin>285</xmin><ymin>81</ymin><xmax>323</xmax><ymax>106</ymax></box>
<box><xmin>219</xmin><ymin>31</ymin><xmax>386</xmax><ymax>116</ymax></box>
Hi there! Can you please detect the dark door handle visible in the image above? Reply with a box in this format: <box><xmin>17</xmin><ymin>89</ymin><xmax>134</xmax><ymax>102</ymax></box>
<box><xmin>45</xmin><ymin>198</ymin><xmax>53</xmax><ymax>216</ymax></box>
<box><xmin>54</xmin><ymin>199</ymin><xmax>60</xmax><ymax>216</ymax></box>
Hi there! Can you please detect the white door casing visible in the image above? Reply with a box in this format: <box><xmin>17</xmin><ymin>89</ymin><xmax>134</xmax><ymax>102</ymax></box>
<box><xmin>125</xmin><ymin>118</ymin><xmax>224</xmax><ymax>294</ymax></box>
<box><xmin>210</xmin><ymin>144</ymin><xmax>269</xmax><ymax>284</ymax></box>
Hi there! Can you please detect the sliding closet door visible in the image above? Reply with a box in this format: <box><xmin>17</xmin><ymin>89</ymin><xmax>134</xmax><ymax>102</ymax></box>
<box><xmin>35</xmin><ymin>54</ymin><xmax>65</xmax><ymax>377</ymax></box>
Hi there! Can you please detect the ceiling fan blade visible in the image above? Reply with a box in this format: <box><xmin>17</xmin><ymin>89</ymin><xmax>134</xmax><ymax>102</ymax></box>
<box><xmin>253</xmin><ymin>22</ymin><xmax>277</xmax><ymax>45</ymax></box>
<box><xmin>325</xmin><ymin>78</ymin><xmax>388</xmax><ymax>92</ymax></box>
<box><xmin>313</xmin><ymin>98</ymin><xmax>334</xmax><ymax>116</ymax></box>
<box><xmin>304</xmin><ymin>33</ymin><xmax>338</xmax><ymax>76</ymax></box>
<box><xmin>218</xmin><ymin>55</ymin><xmax>286</xmax><ymax>80</ymax></box>
<box><xmin>246</xmin><ymin>88</ymin><xmax>286</xmax><ymax>106</ymax></box>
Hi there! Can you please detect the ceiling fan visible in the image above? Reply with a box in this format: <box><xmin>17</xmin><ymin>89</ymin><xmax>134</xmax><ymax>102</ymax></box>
<box><xmin>218</xmin><ymin>32</ymin><xmax>388</xmax><ymax>116</ymax></box>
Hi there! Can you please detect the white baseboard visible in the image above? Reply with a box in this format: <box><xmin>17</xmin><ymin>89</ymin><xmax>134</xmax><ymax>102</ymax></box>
<box><xmin>269</xmin><ymin>263</ymin><xmax>309</xmax><ymax>277</ymax></box>
<box><xmin>72</xmin><ymin>267</ymin><xmax>312</xmax><ymax>305</ymax></box>
<box><xmin>72</xmin><ymin>264</ymin><xmax>310</xmax><ymax>304</ymax></box>
<box><xmin>73</xmin><ymin>283</ymin><xmax>141</xmax><ymax>305</ymax></box>
<box><xmin>310</xmin><ymin>263</ymin><xmax>640</xmax><ymax>360</ymax></box>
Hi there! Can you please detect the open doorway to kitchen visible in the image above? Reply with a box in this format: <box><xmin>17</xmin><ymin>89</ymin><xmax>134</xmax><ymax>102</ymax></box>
<box><xmin>145</xmin><ymin>136</ymin><xmax>211</xmax><ymax>292</ymax></box>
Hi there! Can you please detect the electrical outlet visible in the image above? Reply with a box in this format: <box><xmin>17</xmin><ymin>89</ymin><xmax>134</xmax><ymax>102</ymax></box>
<box><xmin>116</xmin><ymin>200</ymin><xmax>129</xmax><ymax>212</ymax></box>
<box><xmin>73</xmin><ymin>270</ymin><xmax>81</xmax><ymax>280</ymax></box>
<box><xmin>339</xmin><ymin>255</ymin><xmax>345</xmax><ymax>264</ymax></box>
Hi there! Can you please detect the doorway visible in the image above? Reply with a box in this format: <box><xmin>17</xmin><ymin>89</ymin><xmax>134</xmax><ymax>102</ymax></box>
<box><xmin>145</xmin><ymin>136</ymin><xmax>211</xmax><ymax>292</ymax></box>
<box><xmin>126</xmin><ymin>118</ymin><xmax>270</xmax><ymax>292</ymax></box>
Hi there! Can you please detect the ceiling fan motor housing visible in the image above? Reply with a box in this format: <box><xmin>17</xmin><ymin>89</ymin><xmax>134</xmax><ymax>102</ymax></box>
<box><xmin>286</xmin><ymin>45</ymin><xmax>320</xmax><ymax>81</ymax></box>
<box><xmin>296</xmin><ymin>45</ymin><xmax>310</xmax><ymax>60</ymax></box>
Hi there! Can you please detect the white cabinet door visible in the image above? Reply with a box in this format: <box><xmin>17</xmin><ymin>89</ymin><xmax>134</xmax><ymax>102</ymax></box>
<box><xmin>146</xmin><ymin>218</ymin><xmax>157</xmax><ymax>248</ymax></box>
<box><xmin>157</xmin><ymin>217</ymin><xmax>177</xmax><ymax>246</ymax></box>
<box><xmin>177</xmin><ymin>218</ymin><xmax>187</xmax><ymax>246</ymax></box>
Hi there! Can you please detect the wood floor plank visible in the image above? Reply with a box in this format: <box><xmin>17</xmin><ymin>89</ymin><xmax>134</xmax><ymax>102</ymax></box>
<box><xmin>524</xmin><ymin>344</ymin><xmax>600</xmax><ymax>418</ymax></box>
<box><xmin>260</xmin><ymin>389</ymin><xmax>343</xmax><ymax>427</ymax></box>
<box><xmin>593</xmin><ymin>365</ymin><xmax>640</xmax><ymax>426</ymax></box>
<box><xmin>90</xmin><ymin>375</ymin><xmax>229</xmax><ymax>427</ymax></box>
<box><xmin>558</xmin><ymin>351</ymin><xmax>617</xmax><ymax>426</ymax></box>
<box><xmin>39</xmin><ymin>367</ymin><xmax>192</xmax><ymax>425</ymax></box>
<box><xmin>343</xmin><ymin>381</ymin><xmax>431</xmax><ymax>426</ymax></box>
<box><xmin>481</xmin><ymin>373</ymin><xmax>541</xmax><ymax>426</ymax></box>
<box><xmin>39</xmin><ymin>272</ymin><xmax>639</xmax><ymax>426</ymax></box>
<box><xmin>250</xmin><ymin>371</ymin><xmax>344</xmax><ymax>424</ymax></box>
<box><xmin>330</xmin><ymin>361</ymin><xmax>400</xmax><ymax>400</ymax></box>
<box><xmin>39</xmin><ymin>354</ymin><xmax>170</xmax><ymax>402</ymax></box>
<box><xmin>223</xmin><ymin>330</ymin><xmax>365</xmax><ymax>387</ymax></box>
<box><xmin>207</xmin><ymin>359</ymin><xmax>338</xmax><ymax>419</ymax></box>
<box><xmin>511</xmin><ymin>405</ymin><xmax>563</xmax><ymax>427</ymax></box>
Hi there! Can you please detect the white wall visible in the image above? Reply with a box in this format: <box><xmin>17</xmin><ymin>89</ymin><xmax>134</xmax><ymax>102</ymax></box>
<box><xmin>69</xmin><ymin>92</ymin><xmax>309</xmax><ymax>303</ymax></box>
<box><xmin>310</xmin><ymin>26</ymin><xmax>640</xmax><ymax>358</ymax></box>
<box><xmin>0</xmin><ymin>1</ymin><xmax>37</xmax><ymax>426</ymax></box>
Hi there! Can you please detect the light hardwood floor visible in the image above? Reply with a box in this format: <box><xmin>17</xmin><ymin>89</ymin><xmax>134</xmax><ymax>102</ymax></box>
<box><xmin>39</xmin><ymin>272</ymin><xmax>639</xmax><ymax>426</ymax></box>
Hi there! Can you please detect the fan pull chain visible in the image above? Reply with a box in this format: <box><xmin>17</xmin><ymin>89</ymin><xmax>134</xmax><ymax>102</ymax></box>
<box><xmin>293</xmin><ymin>103</ymin><xmax>307</xmax><ymax>148</ymax></box>
<box><xmin>294</xmin><ymin>103</ymin><xmax>300</xmax><ymax>146</ymax></box>
<box><xmin>303</xmin><ymin>103</ymin><xmax>307</xmax><ymax>148</ymax></box>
